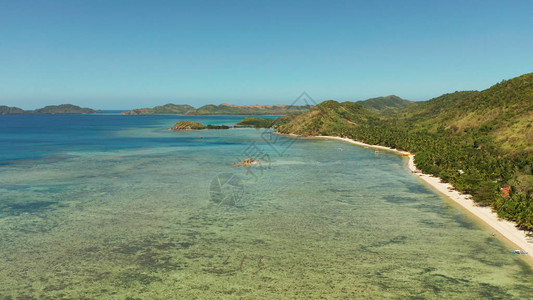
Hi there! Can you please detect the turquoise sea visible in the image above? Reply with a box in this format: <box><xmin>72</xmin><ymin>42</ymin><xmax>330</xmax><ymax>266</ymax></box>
<box><xmin>0</xmin><ymin>113</ymin><xmax>532</xmax><ymax>299</ymax></box>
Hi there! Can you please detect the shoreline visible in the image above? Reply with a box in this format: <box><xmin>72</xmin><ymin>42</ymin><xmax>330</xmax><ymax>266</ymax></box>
<box><xmin>313</xmin><ymin>135</ymin><xmax>533</xmax><ymax>265</ymax></box>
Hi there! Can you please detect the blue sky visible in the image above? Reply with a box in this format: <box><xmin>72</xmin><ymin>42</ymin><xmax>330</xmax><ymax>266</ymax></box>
<box><xmin>1</xmin><ymin>0</ymin><xmax>532</xmax><ymax>109</ymax></box>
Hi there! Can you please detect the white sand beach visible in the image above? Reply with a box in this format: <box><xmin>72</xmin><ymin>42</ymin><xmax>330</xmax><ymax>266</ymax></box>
<box><xmin>317</xmin><ymin>135</ymin><xmax>533</xmax><ymax>264</ymax></box>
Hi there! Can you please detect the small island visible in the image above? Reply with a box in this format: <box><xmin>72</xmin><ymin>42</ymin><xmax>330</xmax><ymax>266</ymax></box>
<box><xmin>122</xmin><ymin>104</ymin><xmax>195</xmax><ymax>115</ymax></box>
<box><xmin>171</xmin><ymin>121</ymin><xmax>207</xmax><ymax>130</ymax></box>
<box><xmin>0</xmin><ymin>104</ymin><xmax>99</xmax><ymax>114</ymax></box>
<box><xmin>170</xmin><ymin>121</ymin><xmax>230</xmax><ymax>131</ymax></box>
<box><xmin>235</xmin><ymin>117</ymin><xmax>276</xmax><ymax>128</ymax></box>
<box><xmin>0</xmin><ymin>106</ymin><xmax>26</xmax><ymax>114</ymax></box>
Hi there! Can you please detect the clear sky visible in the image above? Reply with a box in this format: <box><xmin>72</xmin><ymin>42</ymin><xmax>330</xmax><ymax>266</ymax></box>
<box><xmin>1</xmin><ymin>0</ymin><xmax>532</xmax><ymax>109</ymax></box>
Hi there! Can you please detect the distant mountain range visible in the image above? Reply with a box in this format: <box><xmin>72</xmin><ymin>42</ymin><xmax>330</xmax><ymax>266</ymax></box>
<box><xmin>121</xmin><ymin>103</ymin><xmax>313</xmax><ymax>115</ymax></box>
<box><xmin>0</xmin><ymin>104</ymin><xmax>98</xmax><ymax>114</ymax></box>
<box><xmin>1</xmin><ymin>95</ymin><xmax>414</xmax><ymax>116</ymax></box>
<box><xmin>121</xmin><ymin>96</ymin><xmax>413</xmax><ymax>116</ymax></box>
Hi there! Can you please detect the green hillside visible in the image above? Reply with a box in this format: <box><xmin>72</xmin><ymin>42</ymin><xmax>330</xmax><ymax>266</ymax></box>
<box><xmin>400</xmin><ymin>74</ymin><xmax>533</xmax><ymax>152</ymax></box>
<box><xmin>276</xmin><ymin>100</ymin><xmax>381</xmax><ymax>136</ymax></box>
<box><xmin>276</xmin><ymin>72</ymin><xmax>533</xmax><ymax>230</ymax></box>
<box><xmin>399</xmin><ymin>91</ymin><xmax>477</xmax><ymax>121</ymax></box>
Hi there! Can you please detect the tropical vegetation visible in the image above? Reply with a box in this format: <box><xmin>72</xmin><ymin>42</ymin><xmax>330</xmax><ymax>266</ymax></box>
<box><xmin>269</xmin><ymin>73</ymin><xmax>533</xmax><ymax>230</ymax></box>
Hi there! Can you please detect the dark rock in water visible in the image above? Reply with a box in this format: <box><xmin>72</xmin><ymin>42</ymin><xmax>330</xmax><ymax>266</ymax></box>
<box><xmin>232</xmin><ymin>158</ymin><xmax>259</xmax><ymax>167</ymax></box>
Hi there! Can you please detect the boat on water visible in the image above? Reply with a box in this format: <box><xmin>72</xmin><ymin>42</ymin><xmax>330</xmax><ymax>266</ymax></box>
<box><xmin>510</xmin><ymin>250</ymin><xmax>529</xmax><ymax>254</ymax></box>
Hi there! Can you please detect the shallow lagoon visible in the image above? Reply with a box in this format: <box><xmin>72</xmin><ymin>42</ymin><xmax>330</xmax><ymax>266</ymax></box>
<box><xmin>0</xmin><ymin>114</ymin><xmax>532</xmax><ymax>299</ymax></box>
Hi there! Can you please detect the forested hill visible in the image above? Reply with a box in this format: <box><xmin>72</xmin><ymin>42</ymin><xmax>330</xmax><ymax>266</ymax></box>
<box><xmin>276</xmin><ymin>72</ymin><xmax>533</xmax><ymax>230</ymax></box>
<box><xmin>0</xmin><ymin>106</ymin><xmax>26</xmax><ymax>114</ymax></box>
<box><xmin>401</xmin><ymin>74</ymin><xmax>533</xmax><ymax>152</ymax></box>
<box><xmin>357</xmin><ymin>95</ymin><xmax>413</xmax><ymax>114</ymax></box>
<box><xmin>0</xmin><ymin>104</ymin><xmax>97</xmax><ymax>114</ymax></box>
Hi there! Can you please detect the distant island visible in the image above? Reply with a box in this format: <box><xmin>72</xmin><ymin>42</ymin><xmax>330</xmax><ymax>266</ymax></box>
<box><xmin>235</xmin><ymin>116</ymin><xmax>277</xmax><ymax>128</ymax></box>
<box><xmin>122</xmin><ymin>103</ymin><xmax>312</xmax><ymax>115</ymax></box>
<box><xmin>170</xmin><ymin>120</ymin><xmax>230</xmax><ymax>130</ymax></box>
<box><xmin>0</xmin><ymin>104</ymin><xmax>99</xmax><ymax>114</ymax></box>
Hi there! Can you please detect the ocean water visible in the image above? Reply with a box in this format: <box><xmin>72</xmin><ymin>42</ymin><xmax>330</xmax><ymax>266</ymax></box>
<box><xmin>0</xmin><ymin>113</ymin><xmax>532</xmax><ymax>299</ymax></box>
